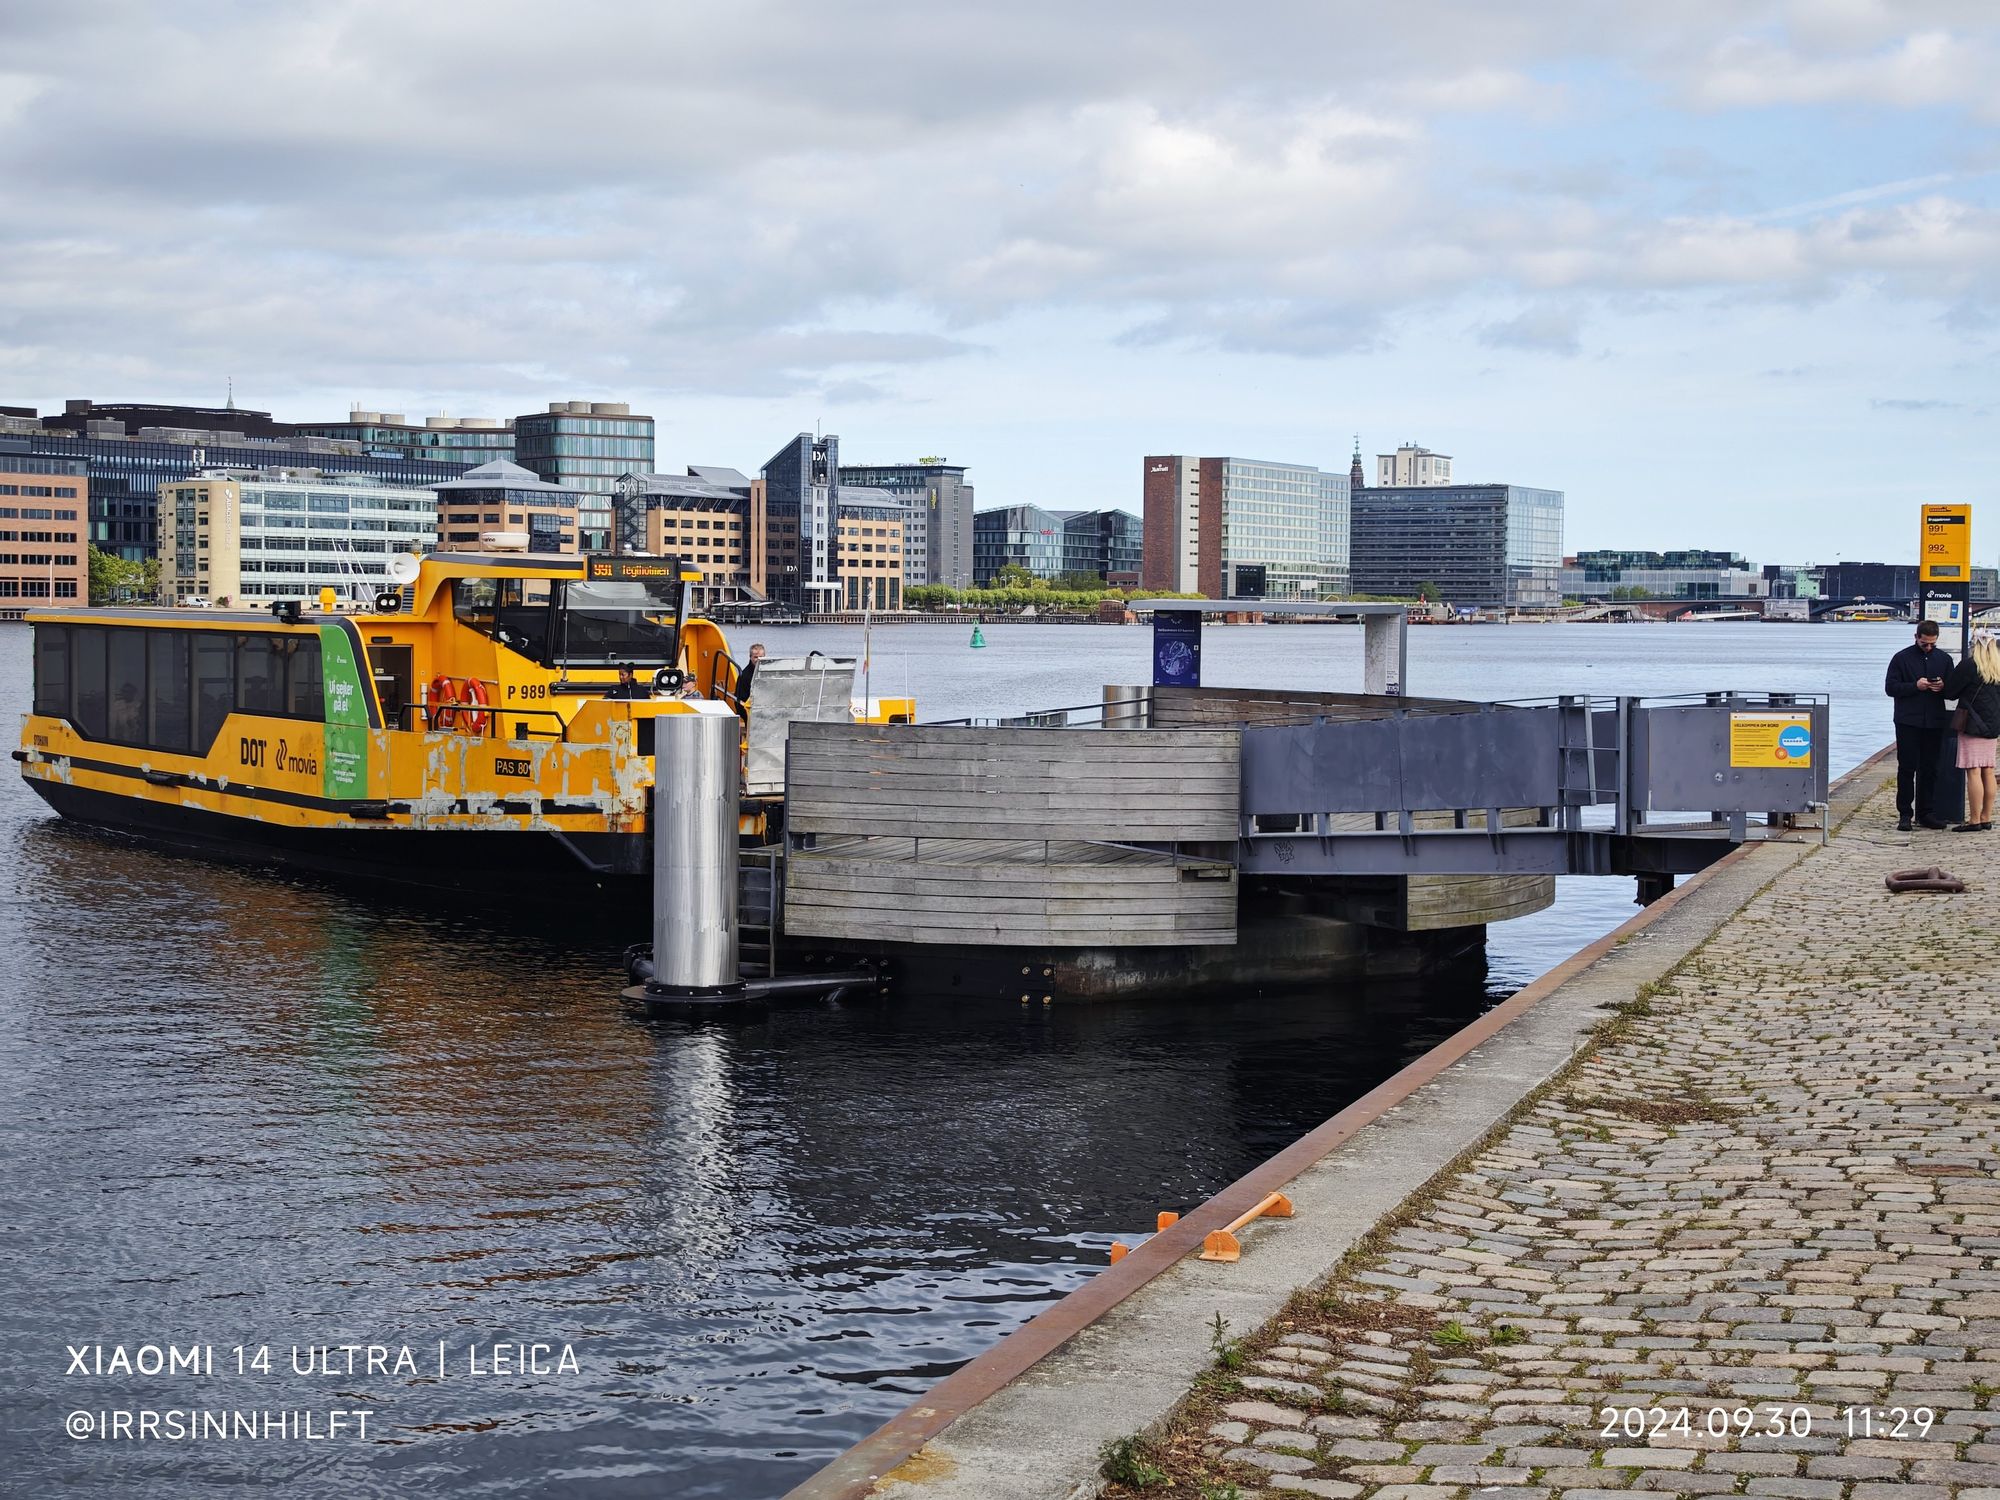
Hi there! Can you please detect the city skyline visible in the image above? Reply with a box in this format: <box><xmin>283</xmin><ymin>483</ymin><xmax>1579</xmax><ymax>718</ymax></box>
<box><xmin>3</xmin><ymin>4</ymin><xmax>1995</xmax><ymax>566</ymax></box>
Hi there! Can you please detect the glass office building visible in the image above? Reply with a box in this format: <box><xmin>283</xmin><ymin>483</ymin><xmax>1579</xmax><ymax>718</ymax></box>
<box><xmin>157</xmin><ymin>471</ymin><xmax>437</xmax><ymax>605</ymax></box>
<box><xmin>1060</xmin><ymin>509</ymin><xmax>1143</xmax><ymax>582</ymax></box>
<box><xmin>1351</xmin><ymin>484</ymin><xmax>1564</xmax><ymax>610</ymax></box>
<box><xmin>1214</xmin><ymin>459</ymin><xmax>1350</xmax><ymax>600</ymax></box>
<box><xmin>293</xmin><ymin>412</ymin><xmax>517</xmax><ymax>469</ymax></box>
<box><xmin>513</xmin><ymin>402</ymin><xmax>655</xmax><ymax>554</ymax></box>
<box><xmin>763</xmin><ymin>433</ymin><xmax>840</xmax><ymax>611</ymax></box>
<box><xmin>972</xmin><ymin>504</ymin><xmax>1067</xmax><ymax>584</ymax></box>
<box><xmin>1141</xmin><ymin>454</ymin><xmax>1348</xmax><ymax>600</ymax></box>
<box><xmin>1563</xmin><ymin>549</ymin><xmax>1761</xmax><ymax>600</ymax></box>
<box><xmin>2</xmin><ymin>413</ymin><xmax>466</xmax><ymax>562</ymax></box>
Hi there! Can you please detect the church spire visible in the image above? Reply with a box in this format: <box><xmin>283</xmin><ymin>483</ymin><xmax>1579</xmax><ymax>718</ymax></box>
<box><xmin>1349</xmin><ymin>434</ymin><xmax>1364</xmax><ymax>491</ymax></box>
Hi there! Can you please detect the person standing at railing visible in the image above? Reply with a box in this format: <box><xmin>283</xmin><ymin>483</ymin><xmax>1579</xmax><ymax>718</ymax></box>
<box><xmin>734</xmin><ymin>643</ymin><xmax>766</xmax><ymax>707</ymax></box>
<box><xmin>1945</xmin><ymin>630</ymin><xmax>2000</xmax><ymax>832</ymax></box>
<box><xmin>1884</xmin><ymin>619</ymin><xmax>1954</xmax><ymax>832</ymax></box>
<box><xmin>606</xmin><ymin>664</ymin><xmax>649</xmax><ymax>700</ymax></box>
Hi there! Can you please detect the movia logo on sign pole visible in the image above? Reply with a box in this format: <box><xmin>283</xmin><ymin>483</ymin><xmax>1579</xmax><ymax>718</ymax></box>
<box><xmin>1919</xmin><ymin>504</ymin><xmax>1972</xmax><ymax>656</ymax></box>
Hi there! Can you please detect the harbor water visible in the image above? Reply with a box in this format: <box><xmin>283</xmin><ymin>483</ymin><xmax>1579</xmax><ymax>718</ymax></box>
<box><xmin>0</xmin><ymin>621</ymin><xmax>1900</xmax><ymax>1497</ymax></box>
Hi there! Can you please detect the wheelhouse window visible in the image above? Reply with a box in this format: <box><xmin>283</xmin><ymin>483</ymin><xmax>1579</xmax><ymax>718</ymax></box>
<box><xmin>453</xmin><ymin>577</ymin><xmax>553</xmax><ymax>660</ymax></box>
<box><xmin>551</xmin><ymin>578</ymin><xmax>679</xmax><ymax>667</ymax></box>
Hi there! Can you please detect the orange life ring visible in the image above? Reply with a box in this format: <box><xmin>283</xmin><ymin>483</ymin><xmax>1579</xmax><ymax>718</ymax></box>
<box><xmin>458</xmin><ymin>677</ymin><xmax>489</xmax><ymax>736</ymax></box>
<box><xmin>428</xmin><ymin>676</ymin><xmax>489</xmax><ymax>735</ymax></box>
<box><xmin>429</xmin><ymin>674</ymin><xmax>460</xmax><ymax>730</ymax></box>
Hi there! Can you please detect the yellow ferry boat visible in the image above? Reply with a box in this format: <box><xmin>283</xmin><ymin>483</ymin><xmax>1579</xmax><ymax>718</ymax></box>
<box><xmin>14</xmin><ymin>551</ymin><xmax>907</xmax><ymax>899</ymax></box>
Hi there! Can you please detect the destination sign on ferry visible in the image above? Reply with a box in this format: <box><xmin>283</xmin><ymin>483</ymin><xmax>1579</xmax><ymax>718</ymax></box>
<box><xmin>585</xmin><ymin>555</ymin><xmax>686</xmax><ymax>582</ymax></box>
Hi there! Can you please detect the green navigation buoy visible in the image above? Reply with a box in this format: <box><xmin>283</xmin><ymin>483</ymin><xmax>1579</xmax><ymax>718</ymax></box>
<box><xmin>969</xmin><ymin>623</ymin><xmax>987</xmax><ymax>649</ymax></box>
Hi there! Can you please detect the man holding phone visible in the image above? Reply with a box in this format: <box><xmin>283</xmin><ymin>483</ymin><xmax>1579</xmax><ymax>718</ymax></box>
<box><xmin>1885</xmin><ymin>618</ymin><xmax>1956</xmax><ymax>831</ymax></box>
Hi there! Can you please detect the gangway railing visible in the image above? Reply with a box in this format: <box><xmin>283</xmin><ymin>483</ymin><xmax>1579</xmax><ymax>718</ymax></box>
<box><xmin>838</xmin><ymin>688</ymin><xmax>1829</xmax><ymax>882</ymax></box>
<box><xmin>1232</xmin><ymin>692</ymin><xmax>1827</xmax><ymax>877</ymax></box>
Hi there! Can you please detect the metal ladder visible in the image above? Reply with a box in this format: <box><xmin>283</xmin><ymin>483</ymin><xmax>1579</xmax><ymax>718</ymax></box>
<box><xmin>737</xmin><ymin>847</ymin><xmax>782</xmax><ymax>979</ymax></box>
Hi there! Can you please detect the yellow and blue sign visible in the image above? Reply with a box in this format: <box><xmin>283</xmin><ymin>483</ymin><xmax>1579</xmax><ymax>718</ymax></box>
<box><xmin>1729</xmin><ymin>712</ymin><xmax>1813</xmax><ymax>768</ymax></box>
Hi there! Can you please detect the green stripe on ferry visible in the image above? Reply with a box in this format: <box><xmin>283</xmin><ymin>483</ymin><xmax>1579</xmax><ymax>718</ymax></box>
<box><xmin>319</xmin><ymin>626</ymin><xmax>370</xmax><ymax>799</ymax></box>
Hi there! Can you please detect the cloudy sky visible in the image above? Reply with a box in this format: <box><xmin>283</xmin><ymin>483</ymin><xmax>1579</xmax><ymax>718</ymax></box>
<box><xmin>3</xmin><ymin>1</ymin><xmax>1997</xmax><ymax>563</ymax></box>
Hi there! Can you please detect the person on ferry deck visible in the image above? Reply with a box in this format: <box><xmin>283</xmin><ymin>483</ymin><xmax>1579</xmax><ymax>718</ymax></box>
<box><xmin>605</xmin><ymin>664</ymin><xmax>648</xmax><ymax>700</ymax></box>
<box><xmin>733</xmin><ymin>642</ymin><xmax>766</xmax><ymax>707</ymax></box>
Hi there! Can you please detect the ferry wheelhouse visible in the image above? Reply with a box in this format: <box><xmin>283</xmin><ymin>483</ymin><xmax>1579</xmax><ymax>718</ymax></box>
<box><xmin>15</xmin><ymin>553</ymin><xmax>846</xmax><ymax>898</ymax></box>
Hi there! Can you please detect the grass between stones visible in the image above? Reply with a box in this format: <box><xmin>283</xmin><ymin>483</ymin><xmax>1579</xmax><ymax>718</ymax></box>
<box><xmin>1097</xmin><ymin>865</ymin><xmax>1766</xmax><ymax>1496</ymax></box>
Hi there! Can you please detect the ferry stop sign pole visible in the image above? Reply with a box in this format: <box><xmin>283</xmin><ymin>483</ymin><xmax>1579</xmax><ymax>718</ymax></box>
<box><xmin>1919</xmin><ymin>502</ymin><xmax>1972</xmax><ymax>824</ymax></box>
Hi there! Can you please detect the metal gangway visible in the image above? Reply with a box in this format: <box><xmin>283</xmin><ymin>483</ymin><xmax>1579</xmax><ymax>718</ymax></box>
<box><xmin>839</xmin><ymin>686</ymin><xmax>1830</xmax><ymax>883</ymax></box>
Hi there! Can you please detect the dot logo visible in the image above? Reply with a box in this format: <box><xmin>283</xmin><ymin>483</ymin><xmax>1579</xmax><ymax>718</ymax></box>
<box><xmin>1775</xmin><ymin>724</ymin><xmax>1811</xmax><ymax>761</ymax></box>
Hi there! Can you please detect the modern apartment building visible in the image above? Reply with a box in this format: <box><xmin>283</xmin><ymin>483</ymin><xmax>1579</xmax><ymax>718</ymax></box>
<box><xmin>513</xmin><ymin>402</ymin><xmax>654</xmax><ymax>554</ymax></box>
<box><xmin>614</xmin><ymin>467</ymin><xmax>764</xmax><ymax>611</ymax></box>
<box><xmin>156</xmin><ymin>470</ymin><xmax>437</xmax><ymax>606</ymax></box>
<box><xmin>1376</xmin><ymin>443</ymin><xmax>1453</xmax><ymax>487</ymax></box>
<box><xmin>1141</xmin><ymin>456</ymin><xmax>1350</xmax><ymax>600</ymax></box>
<box><xmin>0</xmin><ymin>446</ymin><xmax>87</xmax><ymax>610</ymax></box>
<box><xmin>2</xmin><ymin>402</ymin><xmax>466</xmax><ymax>561</ymax></box>
<box><xmin>1350</xmin><ymin>482</ymin><xmax>1564</xmax><ymax>610</ymax></box>
<box><xmin>432</xmin><ymin>460</ymin><xmax>581</xmax><ymax>555</ymax></box>
<box><xmin>837</xmin><ymin>459</ymin><xmax>974</xmax><ymax>590</ymax></box>
<box><xmin>293</xmin><ymin>410</ymin><xmax>517</xmax><ymax>469</ymax></box>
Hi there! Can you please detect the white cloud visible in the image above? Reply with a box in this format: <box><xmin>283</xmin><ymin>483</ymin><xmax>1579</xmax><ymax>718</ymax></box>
<box><xmin>1</xmin><ymin>0</ymin><xmax>1998</xmax><ymax>402</ymax></box>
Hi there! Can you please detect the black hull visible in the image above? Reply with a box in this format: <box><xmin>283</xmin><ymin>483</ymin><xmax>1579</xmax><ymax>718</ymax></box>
<box><xmin>24</xmin><ymin>778</ymin><xmax>649</xmax><ymax>908</ymax></box>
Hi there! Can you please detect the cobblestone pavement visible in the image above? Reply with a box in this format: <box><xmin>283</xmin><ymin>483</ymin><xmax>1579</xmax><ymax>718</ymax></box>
<box><xmin>1155</xmin><ymin>783</ymin><xmax>2000</xmax><ymax>1500</ymax></box>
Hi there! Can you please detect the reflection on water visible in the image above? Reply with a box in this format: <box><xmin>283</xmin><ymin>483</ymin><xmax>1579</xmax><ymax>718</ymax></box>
<box><xmin>0</xmin><ymin>623</ymin><xmax>1899</xmax><ymax>1496</ymax></box>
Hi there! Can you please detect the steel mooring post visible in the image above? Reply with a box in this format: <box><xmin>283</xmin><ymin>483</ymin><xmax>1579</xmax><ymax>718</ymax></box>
<box><xmin>649</xmin><ymin>712</ymin><xmax>743</xmax><ymax>999</ymax></box>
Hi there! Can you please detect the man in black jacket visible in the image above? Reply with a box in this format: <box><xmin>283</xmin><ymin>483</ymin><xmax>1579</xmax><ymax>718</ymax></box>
<box><xmin>1885</xmin><ymin>620</ymin><xmax>1954</xmax><ymax>830</ymax></box>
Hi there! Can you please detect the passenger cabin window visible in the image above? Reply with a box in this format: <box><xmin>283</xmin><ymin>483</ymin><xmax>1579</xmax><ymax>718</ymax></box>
<box><xmin>237</xmin><ymin>636</ymin><xmax>285</xmax><ymax>716</ymax></box>
<box><xmin>72</xmin><ymin>628</ymin><xmax>108</xmax><ymax>739</ymax></box>
<box><xmin>194</xmin><ymin>635</ymin><xmax>234</xmax><ymax>749</ymax></box>
<box><xmin>148</xmin><ymin>633</ymin><xmax>192</xmax><ymax>754</ymax></box>
<box><xmin>33</xmin><ymin>628</ymin><xmax>67</xmax><ymax>717</ymax></box>
<box><xmin>30</xmin><ymin>624</ymin><xmax>329</xmax><ymax>757</ymax></box>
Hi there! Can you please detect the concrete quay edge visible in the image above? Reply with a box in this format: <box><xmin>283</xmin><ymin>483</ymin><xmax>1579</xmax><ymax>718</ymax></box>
<box><xmin>785</xmin><ymin>744</ymin><xmax>1898</xmax><ymax>1500</ymax></box>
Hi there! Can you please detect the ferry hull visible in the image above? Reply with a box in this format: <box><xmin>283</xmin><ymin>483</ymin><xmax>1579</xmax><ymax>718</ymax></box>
<box><xmin>24</xmin><ymin>776</ymin><xmax>649</xmax><ymax>904</ymax></box>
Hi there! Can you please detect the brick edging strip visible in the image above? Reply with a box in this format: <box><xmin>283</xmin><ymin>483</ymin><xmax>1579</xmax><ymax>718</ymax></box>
<box><xmin>783</xmin><ymin>743</ymin><xmax>1898</xmax><ymax>1500</ymax></box>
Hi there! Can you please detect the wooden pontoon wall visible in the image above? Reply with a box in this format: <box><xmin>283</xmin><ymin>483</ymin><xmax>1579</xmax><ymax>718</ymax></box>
<box><xmin>782</xmin><ymin>723</ymin><xmax>1240</xmax><ymax>947</ymax></box>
